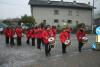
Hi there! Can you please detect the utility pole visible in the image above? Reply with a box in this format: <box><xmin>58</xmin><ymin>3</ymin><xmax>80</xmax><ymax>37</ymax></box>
<box><xmin>92</xmin><ymin>0</ymin><xmax>95</xmax><ymax>33</ymax></box>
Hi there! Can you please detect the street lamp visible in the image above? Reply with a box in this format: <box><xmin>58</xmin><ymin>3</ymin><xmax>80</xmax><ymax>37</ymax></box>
<box><xmin>92</xmin><ymin>0</ymin><xmax>95</xmax><ymax>33</ymax></box>
<box><xmin>92</xmin><ymin>0</ymin><xmax>98</xmax><ymax>32</ymax></box>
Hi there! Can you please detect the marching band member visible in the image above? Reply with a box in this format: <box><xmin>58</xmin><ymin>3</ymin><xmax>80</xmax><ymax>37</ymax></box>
<box><xmin>48</xmin><ymin>26</ymin><xmax>56</xmax><ymax>48</ymax></box>
<box><xmin>41</xmin><ymin>27</ymin><xmax>46</xmax><ymax>47</ymax></box>
<box><xmin>59</xmin><ymin>28</ymin><xmax>70</xmax><ymax>53</ymax></box>
<box><xmin>9</xmin><ymin>27</ymin><xmax>15</xmax><ymax>46</ymax></box>
<box><xmin>26</xmin><ymin>28</ymin><xmax>31</xmax><ymax>45</ymax></box>
<box><xmin>76</xmin><ymin>26</ymin><xmax>86</xmax><ymax>52</ymax></box>
<box><xmin>51</xmin><ymin>26</ymin><xmax>56</xmax><ymax>38</ymax></box>
<box><xmin>42</xmin><ymin>26</ymin><xmax>51</xmax><ymax>56</ymax></box>
<box><xmin>4</xmin><ymin>27</ymin><xmax>10</xmax><ymax>45</ymax></box>
<box><xmin>66</xmin><ymin>26</ymin><xmax>72</xmax><ymax>33</ymax></box>
<box><xmin>36</xmin><ymin>26</ymin><xmax>42</xmax><ymax>49</ymax></box>
<box><xmin>31</xmin><ymin>27</ymin><xmax>36</xmax><ymax>46</ymax></box>
<box><xmin>15</xmin><ymin>27</ymin><xmax>23</xmax><ymax>46</ymax></box>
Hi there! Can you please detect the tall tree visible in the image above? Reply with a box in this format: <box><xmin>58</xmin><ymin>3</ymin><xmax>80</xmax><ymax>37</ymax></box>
<box><xmin>21</xmin><ymin>15</ymin><xmax>36</xmax><ymax>27</ymax></box>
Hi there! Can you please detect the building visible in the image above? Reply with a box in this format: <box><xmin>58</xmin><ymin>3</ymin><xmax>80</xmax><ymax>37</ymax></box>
<box><xmin>29</xmin><ymin>0</ymin><xmax>93</xmax><ymax>29</ymax></box>
<box><xmin>94</xmin><ymin>18</ymin><xmax>100</xmax><ymax>26</ymax></box>
<box><xmin>94</xmin><ymin>13</ymin><xmax>100</xmax><ymax>26</ymax></box>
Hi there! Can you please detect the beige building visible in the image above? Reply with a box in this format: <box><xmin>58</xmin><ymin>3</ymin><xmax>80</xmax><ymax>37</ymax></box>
<box><xmin>29</xmin><ymin>0</ymin><xmax>93</xmax><ymax>29</ymax></box>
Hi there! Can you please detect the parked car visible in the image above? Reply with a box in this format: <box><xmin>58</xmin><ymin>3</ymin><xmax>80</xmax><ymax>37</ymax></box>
<box><xmin>0</xmin><ymin>26</ymin><xmax>4</xmax><ymax>34</ymax></box>
<box><xmin>0</xmin><ymin>23</ymin><xmax>8</xmax><ymax>34</ymax></box>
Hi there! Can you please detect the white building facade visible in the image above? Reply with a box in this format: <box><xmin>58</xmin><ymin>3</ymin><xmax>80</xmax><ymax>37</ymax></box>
<box><xmin>29</xmin><ymin>0</ymin><xmax>93</xmax><ymax>29</ymax></box>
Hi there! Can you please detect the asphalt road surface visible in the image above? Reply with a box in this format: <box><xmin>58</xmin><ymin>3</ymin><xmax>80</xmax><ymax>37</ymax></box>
<box><xmin>0</xmin><ymin>34</ymin><xmax>100</xmax><ymax>67</ymax></box>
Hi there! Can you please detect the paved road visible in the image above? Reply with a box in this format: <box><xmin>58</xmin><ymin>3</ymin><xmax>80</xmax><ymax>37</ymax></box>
<box><xmin>0</xmin><ymin>34</ymin><xmax>100</xmax><ymax>67</ymax></box>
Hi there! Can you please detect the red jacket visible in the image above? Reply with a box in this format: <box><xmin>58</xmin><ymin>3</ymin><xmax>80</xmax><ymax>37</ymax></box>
<box><xmin>15</xmin><ymin>27</ymin><xmax>22</xmax><ymax>37</ymax></box>
<box><xmin>36</xmin><ymin>28</ymin><xmax>42</xmax><ymax>39</ymax></box>
<box><xmin>52</xmin><ymin>28</ymin><xmax>56</xmax><ymax>37</ymax></box>
<box><xmin>47</xmin><ymin>29</ymin><xmax>54</xmax><ymax>37</ymax></box>
<box><xmin>26</xmin><ymin>29</ymin><xmax>31</xmax><ymax>38</ymax></box>
<box><xmin>76</xmin><ymin>30</ymin><xmax>86</xmax><ymax>42</ymax></box>
<box><xmin>31</xmin><ymin>29</ymin><xmax>35</xmax><ymax>38</ymax></box>
<box><xmin>9</xmin><ymin>28</ymin><xmax>15</xmax><ymax>38</ymax></box>
<box><xmin>4</xmin><ymin>28</ymin><xmax>10</xmax><ymax>37</ymax></box>
<box><xmin>66</xmin><ymin>27</ymin><xmax>72</xmax><ymax>33</ymax></box>
<box><xmin>59</xmin><ymin>31</ymin><xmax>70</xmax><ymax>44</ymax></box>
<box><xmin>42</xmin><ymin>30</ymin><xmax>49</xmax><ymax>45</ymax></box>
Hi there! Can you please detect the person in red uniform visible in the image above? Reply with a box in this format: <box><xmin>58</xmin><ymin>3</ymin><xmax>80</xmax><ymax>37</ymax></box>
<box><xmin>26</xmin><ymin>28</ymin><xmax>31</xmax><ymax>45</ymax></box>
<box><xmin>47</xmin><ymin>26</ymin><xmax>56</xmax><ymax>48</ymax></box>
<box><xmin>4</xmin><ymin>27</ymin><xmax>10</xmax><ymax>45</ymax></box>
<box><xmin>42</xmin><ymin>26</ymin><xmax>52</xmax><ymax>56</ymax></box>
<box><xmin>41</xmin><ymin>27</ymin><xmax>46</xmax><ymax>47</ymax></box>
<box><xmin>9</xmin><ymin>27</ymin><xmax>15</xmax><ymax>46</ymax></box>
<box><xmin>15</xmin><ymin>27</ymin><xmax>22</xmax><ymax>46</ymax></box>
<box><xmin>59</xmin><ymin>28</ymin><xmax>70</xmax><ymax>53</ymax></box>
<box><xmin>66</xmin><ymin>26</ymin><xmax>72</xmax><ymax>33</ymax></box>
<box><xmin>66</xmin><ymin>27</ymin><xmax>71</xmax><ymax>46</ymax></box>
<box><xmin>31</xmin><ymin>27</ymin><xmax>36</xmax><ymax>46</ymax></box>
<box><xmin>76</xmin><ymin>26</ymin><xmax>86</xmax><ymax>52</ymax></box>
<box><xmin>51</xmin><ymin>26</ymin><xmax>56</xmax><ymax>38</ymax></box>
<box><xmin>36</xmin><ymin>26</ymin><xmax>43</xmax><ymax>49</ymax></box>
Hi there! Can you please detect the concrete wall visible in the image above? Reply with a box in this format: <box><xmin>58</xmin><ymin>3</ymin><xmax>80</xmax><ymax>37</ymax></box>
<box><xmin>31</xmin><ymin>6</ymin><xmax>92</xmax><ymax>28</ymax></box>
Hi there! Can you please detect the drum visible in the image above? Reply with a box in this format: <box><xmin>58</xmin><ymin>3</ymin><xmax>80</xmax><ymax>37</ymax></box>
<box><xmin>64</xmin><ymin>39</ymin><xmax>71</xmax><ymax>46</ymax></box>
<box><xmin>48</xmin><ymin>37</ymin><xmax>55</xmax><ymax>43</ymax></box>
<box><xmin>48</xmin><ymin>37</ymin><xmax>55</xmax><ymax>48</ymax></box>
<box><xmin>82</xmin><ymin>37</ymin><xmax>88</xmax><ymax>43</ymax></box>
<box><xmin>50</xmin><ymin>42</ymin><xmax>55</xmax><ymax>48</ymax></box>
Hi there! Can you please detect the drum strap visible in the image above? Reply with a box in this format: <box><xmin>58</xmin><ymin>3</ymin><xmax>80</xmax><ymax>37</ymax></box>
<box><xmin>63</xmin><ymin>33</ymin><xmax>68</xmax><ymax>40</ymax></box>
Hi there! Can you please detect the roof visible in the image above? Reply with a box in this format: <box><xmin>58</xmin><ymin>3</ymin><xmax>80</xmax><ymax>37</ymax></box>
<box><xmin>29</xmin><ymin>0</ymin><xmax>93</xmax><ymax>10</ymax></box>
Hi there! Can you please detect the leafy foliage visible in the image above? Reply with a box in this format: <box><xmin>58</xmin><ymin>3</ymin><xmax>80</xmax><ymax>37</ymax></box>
<box><xmin>2</xmin><ymin>20</ymin><xmax>11</xmax><ymax>26</ymax></box>
<box><xmin>21</xmin><ymin>15</ymin><xmax>36</xmax><ymax>27</ymax></box>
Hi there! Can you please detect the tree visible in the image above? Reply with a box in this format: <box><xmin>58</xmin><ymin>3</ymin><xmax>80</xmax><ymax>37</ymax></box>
<box><xmin>21</xmin><ymin>15</ymin><xmax>36</xmax><ymax>27</ymax></box>
<box><xmin>2</xmin><ymin>20</ymin><xmax>11</xmax><ymax>26</ymax></box>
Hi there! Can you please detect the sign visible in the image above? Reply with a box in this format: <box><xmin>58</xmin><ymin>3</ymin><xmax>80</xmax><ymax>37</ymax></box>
<box><xmin>96</xmin><ymin>26</ymin><xmax>100</xmax><ymax>35</ymax></box>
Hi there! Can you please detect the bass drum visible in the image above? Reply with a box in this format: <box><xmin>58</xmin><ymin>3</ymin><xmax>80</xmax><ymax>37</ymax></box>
<box><xmin>50</xmin><ymin>42</ymin><xmax>55</xmax><ymax>48</ymax></box>
<box><xmin>82</xmin><ymin>37</ymin><xmax>88</xmax><ymax>43</ymax></box>
<box><xmin>48</xmin><ymin>37</ymin><xmax>55</xmax><ymax>43</ymax></box>
<box><xmin>64</xmin><ymin>39</ymin><xmax>71</xmax><ymax>46</ymax></box>
<box><xmin>48</xmin><ymin>37</ymin><xmax>55</xmax><ymax>48</ymax></box>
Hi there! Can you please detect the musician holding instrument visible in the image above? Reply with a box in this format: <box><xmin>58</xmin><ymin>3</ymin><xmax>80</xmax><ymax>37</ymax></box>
<box><xmin>26</xmin><ymin>28</ymin><xmax>31</xmax><ymax>45</ymax></box>
<box><xmin>76</xmin><ymin>25</ymin><xmax>87</xmax><ymax>52</ymax></box>
<box><xmin>42</xmin><ymin>25</ymin><xmax>52</xmax><ymax>56</ymax></box>
<box><xmin>48</xmin><ymin>26</ymin><xmax>56</xmax><ymax>48</ymax></box>
<box><xmin>59</xmin><ymin>28</ymin><xmax>71</xmax><ymax>54</ymax></box>
<box><xmin>36</xmin><ymin>26</ymin><xmax>43</xmax><ymax>49</ymax></box>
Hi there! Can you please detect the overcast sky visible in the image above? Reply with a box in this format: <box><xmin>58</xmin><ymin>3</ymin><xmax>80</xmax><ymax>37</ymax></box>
<box><xmin>0</xmin><ymin>0</ymin><xmax>100</xmax><ymax>19</ymax></box>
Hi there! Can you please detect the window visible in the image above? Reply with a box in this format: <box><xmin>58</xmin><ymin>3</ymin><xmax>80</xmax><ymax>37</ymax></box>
<box><xmin>76</xmin><ymin>10</ymin><xmax>79</xmax><ymax>16</ymax></box>
<box><xmin>54</xmin><ymin>19</ymin><xmax>59</xmax><ymax>23</ymax></box>
<box><xmin>67</xmin><ymin>20</ymin><xmax>72</xmax><ymax>24</ymax></box>
<box><xmin>68</xmin><ymin>10</ymin><xmax>72</xmax><ymax>16</ymax></box>
<box><xmin>54</xmin><ymin>10</ymin><xmax>59</xmax><ymax>15</ymax></box>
